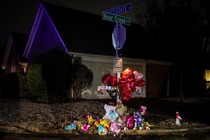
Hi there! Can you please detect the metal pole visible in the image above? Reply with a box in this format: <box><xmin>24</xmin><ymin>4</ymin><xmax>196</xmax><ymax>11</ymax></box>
<box><xmin>116</xmin><ymin>23</ymin><xmax>121</xmax><ymax>104</ymax></box>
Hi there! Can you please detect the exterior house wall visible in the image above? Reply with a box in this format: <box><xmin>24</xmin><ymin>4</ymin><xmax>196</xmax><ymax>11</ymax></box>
<box><xmin>71</xmin><ymin>52</ymin><xmax>173</xmax><ymax>99</ymax></box>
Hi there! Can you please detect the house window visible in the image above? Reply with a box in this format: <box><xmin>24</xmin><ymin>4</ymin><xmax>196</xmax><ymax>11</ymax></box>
<box><xmin>204</xmin><ymin>70</ymin><xmax>210</xmax><ymax>90</ymax></box>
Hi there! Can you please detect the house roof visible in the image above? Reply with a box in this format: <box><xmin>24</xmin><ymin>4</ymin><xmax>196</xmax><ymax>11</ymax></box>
<box><xmin>42</xmin><ymin>2</ymin><xmax>153</xmax><ymax>59</ymax></box>
<box><xmin>24</xmin><ymin>2</ymin><xmax>173</xmax><ymax>63</ymax></box>
<box><xmin>1</xmin><ymin>32</ymin><xmax>28</xmax><ymax>73</ymax></box>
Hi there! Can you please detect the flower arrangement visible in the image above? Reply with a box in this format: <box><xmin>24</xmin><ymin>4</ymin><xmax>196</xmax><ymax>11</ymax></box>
<box><xmin>101</xmin><ymin>67</ymin><xmax>146</xmax><ymax>101</ymax></box>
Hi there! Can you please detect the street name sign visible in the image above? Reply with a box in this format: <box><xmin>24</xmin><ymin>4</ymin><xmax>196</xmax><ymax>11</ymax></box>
<box><xmin>102</xmin><ymin>12</ymin><xmax>131</xmax><ymax>25</ymax></box>
<box><xmin>105</xmin><ymin>3</ymin><xmax>132</xmax><ymax>15</ymax></box>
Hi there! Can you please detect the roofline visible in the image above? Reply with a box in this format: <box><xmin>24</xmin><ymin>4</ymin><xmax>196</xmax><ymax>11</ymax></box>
<box><xmin>23</xmin><ymin>2</ymin><xmax>68</xmax><ymax>60</ymax></box>
<box><xmin>69</xmin><ymin>52</ymin><xmax>173</xmax><ymax>65</ymax></box>
<box><xmin>1</xmin><ymin>34</ymin><xmax>13</xmax><ymax>69</ymax></box>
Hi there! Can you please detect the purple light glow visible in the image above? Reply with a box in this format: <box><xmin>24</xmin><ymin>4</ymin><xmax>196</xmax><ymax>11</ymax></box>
<box><xmin>23</xmin><ymin>3</ymin><xmax>68</xmax><ymax>62</ymax></box>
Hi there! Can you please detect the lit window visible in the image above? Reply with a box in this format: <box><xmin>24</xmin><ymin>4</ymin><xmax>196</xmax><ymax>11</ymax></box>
<box><xmin>204</xmin><ymin>70</ymin><xmax>210</xmax><ymax>89</ymax></box>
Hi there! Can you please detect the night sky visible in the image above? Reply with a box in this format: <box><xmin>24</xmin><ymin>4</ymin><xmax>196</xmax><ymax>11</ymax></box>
<box><xmin>0</xmin><ymin>0</ymin><xmax>135</xmax><ymax>48</ymax></box>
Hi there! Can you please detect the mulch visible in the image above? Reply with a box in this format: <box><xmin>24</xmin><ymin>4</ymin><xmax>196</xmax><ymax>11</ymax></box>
<box><xmin>0</xmin><ymin>98</ymin><xmax>208</xmax><ymax>136</ymax></box>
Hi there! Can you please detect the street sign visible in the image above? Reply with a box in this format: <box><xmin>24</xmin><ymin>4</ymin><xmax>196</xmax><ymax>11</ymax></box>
<box><xmin>112</xmin><ymin>23</ymin><xmax>126</xmax><ymax>50</ymax></box>
<box><xmin>113</xmin><ymin>57</ymin><xmax>123</xmax><ymax>73</ymax></box>
<box><xmin>105</xmin><ymin>3</ymin><xmax>132</xmax><ymax>15</ymax></box>
<box><xmin>102</xmin><ymin>12</ymin><xmax>131</xmax><ymax>25</ymax></box>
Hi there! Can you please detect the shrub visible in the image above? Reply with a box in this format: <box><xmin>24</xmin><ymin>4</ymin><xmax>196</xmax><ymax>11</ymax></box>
<box><xmin>26</xmin><ymin>63</ymin><xmax>47</xmax><ymax>99</ymax></box>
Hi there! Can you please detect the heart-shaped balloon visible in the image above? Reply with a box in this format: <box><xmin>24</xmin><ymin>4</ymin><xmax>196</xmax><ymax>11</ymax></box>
<box><xmin>102</xmin><ymin>73</ymin><xmax>111</xmax><ymax>85</ymax></box>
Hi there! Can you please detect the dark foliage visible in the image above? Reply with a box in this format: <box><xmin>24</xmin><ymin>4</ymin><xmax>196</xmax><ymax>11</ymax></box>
<box><xmin>71</xmin><ymin>63</ymin><xmax>93</xmax><ymax>99</ymax></box>
<box><xmin>37</xmin><ymin>48</ymin><xmax>93</xmax><ymax>102</ymax></box>
<box><xmin>26</xmin><ymin>64</ymin><xmax>47</xmax><ymax>98</ymax></box>
<box><xmin>40</xmin><ymin>48</ymin><xmax>73</xmax><ymax>102</ymax></box>
<box><xmin>127</xmin><ymin>0</ymin><xmax>209</xmax><ymax>96</ymax></box>
<box><xmin>1</xmin><ymin>73</ymin><xmax>20</xmax><ymax>98</ymax></box>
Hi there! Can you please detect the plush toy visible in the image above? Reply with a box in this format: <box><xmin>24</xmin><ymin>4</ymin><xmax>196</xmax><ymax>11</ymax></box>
<box><xmin>116</xmin><ymin>117</ymin><xmax>125</xmax><ymax>128</ymax></box>
<box><xmin>134</xmin><ymin>112</ymin><xmax>142</xmax><ymax>129</ymax></box>
<box><xmin>98</xmin><ymin>124</ymin><xmax>108</xmax><ymax>135</ymax></box>
<box><xmin>139</xmin><ymin>105</ymin><xmax>147</xmax><ymax>116</ymax></box>
<box><xmin>116</xmin><ymin>105</ymin><xmax>127</xmax><ymax>117</ymax></box>
<box><xmin>100</xmin><ymin>118</ymin><xmax>110</xmax><ymax>129</ymax></box>
<box><xmin>64</xmin><ymin>120</ymin><xmax>77</xmax><ymax>131</ymax></box>
<box><xmin>175</xmin><ymin>112</ymin><xmax>182</xmax><ymax>126</ymax></box>
<box><xmin>109</xmin><ymin>122</ymin><xmax>121</xmax><ymax>136</ymax></box>
<box><xmin>86</xmin><ymin>115</ymin><xmax>94</xmax><ymax>125</ymax></box>
<box><xmin>102</xmin><ymin>104</ymin><xmax>119</xmax><ymax>122</ymax></box>
<box><xmin>125</xmin><ymin>115</ymin><xmax>134</xmax><ymax>129</ymax></box>
<box><xmin>81</xmin><ymin>123</ymin><xmax>90</xmax><ymax>132</ymax></box>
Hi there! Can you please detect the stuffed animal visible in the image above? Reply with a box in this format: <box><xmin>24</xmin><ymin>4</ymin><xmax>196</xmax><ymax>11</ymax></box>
<box><xmin>102</xmin><ymin>104</ymin><xmax>119</xmax><ymax>122</ymax></box>
<box><xmin>139</xmin><ymin>105</ymin><xmax>147</xmax><ymax>116</ymax></box>
<box><xmin>175</xmin><ymin>112</ymin><xmax>182</xmax><ymax>126</ymax></box>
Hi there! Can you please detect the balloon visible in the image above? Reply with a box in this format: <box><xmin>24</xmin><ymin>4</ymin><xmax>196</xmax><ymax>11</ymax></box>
<box><xmin>134</xmin><ymin>72</ymin><xmax>144</xmax><ymax>81</ymax></box>
<box><xmin>119</xmin><ymin>77</ymin><xmax>127</xmax><ymax>84</ymax></box>
<box><xmin>127</xmin><ymin>76</ymin><xmax>134</xmax><ymax>82</ymax></box>
<box><xmin>102</xmin><ymin>73</ymin><xmax>111</xmax><ymax>84</ymax></box>
<box><xmin>133</xmin><ymin>70</ymin><xmax>139</xmax><ymax>75</ymax></box>
<box><xmin>120</xmin><ymin>81</ymin><xmax>135</xmax><ymax>93</ymax></box>
<box><xmin>109</xmin><ymin>76</ymin><xmax>117</xmax><ymax>87</ymax></box>
<box><xmin>122</xmin><ymin>67</ymin><xmax>133</xmax><ymax>79</ymax></box>
<box><xmin>135</xmin><ymin>79</ymin><xmax>146</xmax><ymax>87</ymax></box>
<box><xmin>101</xmin><ymin>68</ymin><xmax>146</xmax><ymax>102</ymax></box>
<box><xmin>119</xmin><ymin>93</ymin><xmax>130</xmax><ymax>102</ymax></box>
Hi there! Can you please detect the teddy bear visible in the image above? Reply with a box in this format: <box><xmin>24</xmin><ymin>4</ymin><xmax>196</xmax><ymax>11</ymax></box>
<box><xmin>102</xmin><ymin>104</ymin><xmax>119</xmax><ymax>122</ymax></box>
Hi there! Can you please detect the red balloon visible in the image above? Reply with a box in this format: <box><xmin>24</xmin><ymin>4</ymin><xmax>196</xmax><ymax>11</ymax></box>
<box><xmin>123</xmin><ymin>91</ymin><xmax>132</xmax><ymax>98</ymax></box>
<box><xmin>127</xmin><ymin>76</ymin><xmax>134</xmax><ymax>82</ymax></box>
<box><xmin>135</xmin><ymin>79</ymin><xmax>146</xmax><ymax>87</ymax></box>
<box><xmin>101</xmin><ymin>68</ymin><xmax>146</xmax><ymax>102</ymax></box>
<box><xmin>101</xmin><ymin>73</ymin><xmax>111</xmax><ymax>85</ymax></box>
<box><xmin>119</xmin><ymin>93</ymin><xmax>130</xmax><ymax>101</ymax></box>
<box><xmin>120</xmin><ymin>81</ymin><xmax>135</xmax><ymax>93</ymax></box>
<box><xmin>109</xmin><ymin>76</ymin><xmax>117</xmax><ymax>87</ymax></box>
<box><xmin>119</xmin><ymin>77</ymin><xmax>127</xmax><ymax>84</ymax></box>
<box><xmin>122</xmin><ymin>68</ymin><xmax>133</xmax><ymax>79</ymax></box>
<box><xmin>134</xmin><ymin>72</ymin><xmax>144</xmax><ymax>81</ymax></box>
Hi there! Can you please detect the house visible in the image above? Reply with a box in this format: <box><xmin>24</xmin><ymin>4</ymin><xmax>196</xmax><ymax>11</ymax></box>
<box><xmin>1</xmin><ymin>32</ymin><xmax>29</xmax><ymax>98</ymax></box>
<box><xmin>1</xmin><ymin>32</ymin><xmax>28</xmax><ymax>74</ymax></box>
<box><xmin>3</xmin><ymin>2</ymin><xmax>173</xmax><ymax>99</ymax></box>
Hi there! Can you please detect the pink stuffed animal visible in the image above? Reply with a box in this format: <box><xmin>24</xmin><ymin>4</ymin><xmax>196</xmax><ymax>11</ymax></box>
<box><xmin>139</xmin><ymin>105</ymin><xmax>147</xmax><ymax>116</ymax></box>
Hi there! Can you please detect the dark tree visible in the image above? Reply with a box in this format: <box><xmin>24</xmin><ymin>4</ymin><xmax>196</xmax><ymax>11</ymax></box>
<box><xmin>70</xmin><ymin>63</ymin><xmax>93</xmax><ymax>99</ymax></box>
<box><xmin>40</xmin><ymin>48</ymin><xmax>72</xmax><ymax>102</ymax></box>
<box><xmin>123</xmin><ymin>0</ymin><xmax>210</xmax><ymax>96</ymax></box>
<box><xmin>37</xmin><ymin>48</ymin><xmax>93</xmax><ymax>102</ymax></box>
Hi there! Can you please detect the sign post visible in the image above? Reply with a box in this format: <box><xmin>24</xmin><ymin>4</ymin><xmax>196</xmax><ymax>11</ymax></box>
<box><xmin>112</xmin><ymin>23</ymin><xmax>126</xmax><ymax>103</ymax></box>
<box><xmin>100</xmin><ymin>3</ymin><xmax>132</xmax><ymax>103</ymax></box>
